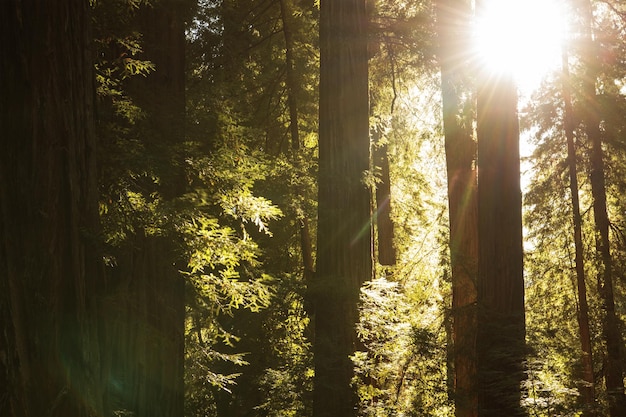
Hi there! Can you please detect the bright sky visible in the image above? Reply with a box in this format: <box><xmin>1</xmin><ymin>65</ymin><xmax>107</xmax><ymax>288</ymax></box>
<box><xmin>472</xmin><ymin>0</ymin><xmax>570</xmax><ymax>95</ymax></box>
<box><xmin>470</xmin><ymin>0</ymin><xmax>572</xmax><ymax>185</ymax></box>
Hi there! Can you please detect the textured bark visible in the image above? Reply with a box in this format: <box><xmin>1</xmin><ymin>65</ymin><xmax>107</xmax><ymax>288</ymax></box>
<box><xmin>99</xmin><ymin>3</ymin><xmax>186</xmax><ymax>416</ymax></box>
<box><xmin>313</xmin><ymin>0</ymin><xmax>371</xmax><ymax>414</ymax></box>
<box><xmin>0</xmin><ymin>1</ymin><xmax>103</xmax><ymax>416</ymax></box>
<box><xmin>475</xmin><ymin>24</ymin><xmax>526</xmax><ymax>414</ymax></box>
<box><xmin>435</xmin><ymin>1</ymin><xmax>478</xmax><ymax>416</ymax></box>
<box><xmin>577</xmin><ymin>1</ymin><xmax>626</xmax><ymax>414</ymax></box>
<box><xmin>561</xmin><ymin>49</ymin><xmax>596</xmax><ymax>417</ymax></box>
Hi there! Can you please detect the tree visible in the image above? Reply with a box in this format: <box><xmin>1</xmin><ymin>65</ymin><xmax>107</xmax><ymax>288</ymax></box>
<box><xmin>0</xmin><ymin>1</ymin><xmax>103</xmax><ymax>415</ymax></box>
<box><xmin>94</xmin><ymin>1</ymin><xmax>189</xmax><ymax>415</ymax></box>
<box><xmin>561</xmin><ymin>47</ymin><xmax>596</xmax><ymax>416</ymax></box>
<box><xmin>435</xmin><ymin>0</ymin><xmax>478</xmax><ymax>415</ymax></box>
<box><xmin>576</xmin><ymin>0</ymin><xmax>626</xmax><ymax>414</ymax></box>
<box><xmin>313</xmin><ymin>0</ymin><xmax>372</xmax><ymax>414</ymax></box>
<box><xmin>474</xmin><ymin>4</ymin><xmax>526</xmax><ymax>413</ymax></box>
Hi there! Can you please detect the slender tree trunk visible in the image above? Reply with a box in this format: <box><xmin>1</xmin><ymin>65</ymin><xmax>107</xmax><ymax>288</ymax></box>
<box><xmin>279</xmin><ymin>0</ymin><xmax>315</xmax><ymax>285</ymax></box>
<box><xmin>372</xmin><ymin>128</ymin><xmax>397</xmax><ymax>268</ymax></box>
<box><xmin>474</xmin><ymin>8</ymin><xmax>526</xmax><ymax>411</ymax></box>
<box><xmin>279</xmin><ymin>0</ymin><xmax>301</xmax><ymax>152</ymax></box>
<box><xmin>0</xmin><ymin>1</ymin><xmax>103</xmax><ymax>415</ymax></box>
<box><xmin>435</xmin><ymin>1</ymin><xmax>478</xmax><ymax>416</ymax></box>
<box><xmin>314</xmin><ymin>0</ymin><xmax>371</xmax><ymax>414</ymax></box>
<box><xmin>577</xmin><ymin>1</ymin><xmax>626</xmax><ymax>415</ymax></box>
<box><xmin>561</xmin><ymin>48</ymin><xmax>596</xmax><ymax>417</ymax></box>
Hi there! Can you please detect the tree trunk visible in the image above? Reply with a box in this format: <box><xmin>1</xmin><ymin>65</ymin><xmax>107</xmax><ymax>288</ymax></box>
<box><xmin>279</xmin><ymin>0</ymin><xmax>301</xmax><ymax>152</ymax></box>
<box><xmin>372</xmin><ymin>128</ymin><xmax>397</xmax><ymax>268</ymax></box>
<box><xmin>313</xmin><ymin>0</ymin><xmax>371</xmax><ymax>414</ymax></box>
<box><xmin>561</xmin><ymin>48</ymin><xmax>596</xmax><ymax>417</ymax></box>
<box><xmin>279</xmin><ymin>0</ymin><xmax>315</xmax><ymax>285</ymax></box>
<box><xmin>577</xmin><ymin>1</ymin><xmax>626</xmax><ymax>415</ymax></box>
<box><xmin>475</xmin><ymin>21</ymin><xmax>526</xmax><ymax>415</ymax></box>
<box><xmin>99</xmin><ymin>3</ymin><xmax>186</xmax><ymax>416</ymax></box>
<box><xmin>0</xmin><ymin>1</ymin><xmax>103</xmax><ymax>415</ymax></box>
<box><xmin>435</xmin><ymin>1</ymin><xmax>478</xmax><ymax>416</ymax></box>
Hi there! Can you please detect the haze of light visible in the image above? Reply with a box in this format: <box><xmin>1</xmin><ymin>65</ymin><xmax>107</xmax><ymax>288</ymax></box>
<box><xmin>472</xmin><ymin>0</ymin><xmax>570</xmax><ymax>95</ymax></box>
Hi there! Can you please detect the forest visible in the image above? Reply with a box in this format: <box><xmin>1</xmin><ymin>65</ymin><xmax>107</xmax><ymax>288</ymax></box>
<box><xmin>0</xmin><ymin>0</ymin><xmax>625</xmax><ymax>416</ymax></box>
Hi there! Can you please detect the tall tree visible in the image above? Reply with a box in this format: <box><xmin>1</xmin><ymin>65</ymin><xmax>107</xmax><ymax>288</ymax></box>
<box><xmin>561</xmin><ymin>48</ymin><xmax>596</xmax><ymax>416</ymax></box>
<box><xmin>278</xmin><ymin>0</ymin><xmax>316</xmax><ymax>284</ymax></box>
<box><xmin>0</xmin><ymin>1</ymin><xmax>103</xmax><ymax>415</ymax></box>
<box><xmin>474</xmin><ymin>3</ymin><xmax>526</xmax><ymax>414</ymax></box>
<box><xmin>96</xmin><ymin>1</ymin><xmax>188</xmax><ymax>415</ymax></box>
<box><xmin>577</xmin><ymin>0</ymin><xmax>626</xmax><ymax>414</ymax></box>
<box><xmin>314</xmin><ymin>0</ymin><xmax>371</xmax><ymax>414</ymax></box>
<box><xmin>435</xmin><ymin>0</ymin><xmax>478</xmax><ymax>416</ymax></box>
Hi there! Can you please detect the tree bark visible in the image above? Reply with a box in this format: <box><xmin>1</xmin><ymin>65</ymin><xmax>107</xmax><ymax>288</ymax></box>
<box><xmin>99</xmin><ymin>3</ymin><xmax>186</xmax><ymax>416</ymax></box>
<box><xmin>561</xmin><ymin>48</ymin><xmax>597</xmax><ymax>417</ymax></box>
<box><xmin>0</xmin><ymin>1</ymin><xmax>103</xmax><ymax>415</ymax></box>
<box><xmin>313</xmin><ymin>0</ymin><xmax>371</xmax><ymax>414</ymax></box>
<box><xmin>474</xmin><ymin>11</ymin><xmax>526</xmax><ymax>412</ymax></box>
<box><xmin>435</xmin><ymin>1</ymin><xmax>478</xmax><ymax>416</ymax></box>
<box><xmin>577</xmin><ymin>1</ymin><xmax>626</xmax><ymax>414</ymax></box>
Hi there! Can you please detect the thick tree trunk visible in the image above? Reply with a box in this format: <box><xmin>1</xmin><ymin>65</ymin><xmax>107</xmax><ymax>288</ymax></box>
<box><xmin>99</xmin><ymin>3</ymin><xmax>186</xmax><ymax>416</ymax></box>
<box><xmin>561</xmin><ymin>49</ymin><xmax>596</xmax><ymax>417</ymax></box>
<box><xmin>0</xmin><ymin>1</ymin><xmax>103</xmax><ymax>416</ymax></box>
<box><xmin>313</xmin><ymin>0</ymin><xmax>371</xmax><ymax>414</ymax></box>
<box><xmin>475</xmin><ymin>47</ymin><xmax>526</xmax><ymax>417</ymax></box>
<box><xmin>435</xmin><ymin>1</ymin><xmax>478</xmax><ymax>416</ymax></box>
<box><xmin>577</xmin><ymin>2</ymin><xmax>626</xmax><ymax>415</ymax></box>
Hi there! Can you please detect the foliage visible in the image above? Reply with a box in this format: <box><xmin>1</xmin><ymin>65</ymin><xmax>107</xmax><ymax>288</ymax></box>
<box><xmin>354</xmin><ymin>278</ymin><xmax>451</xmax><ymax>417</ymax></box>
<box><xmin>86</xmin><ymin>0</ymin><xmax>626</xmax><ymax>415</ymax></box>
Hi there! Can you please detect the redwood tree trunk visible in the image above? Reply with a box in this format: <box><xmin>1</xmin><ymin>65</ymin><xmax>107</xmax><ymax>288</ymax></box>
<box><xmin>435</xmin><ymin>0</ymin><xmax>478</xmax><ymax>415</ymax></box>
<box><xmin>475</xmin><ymin>48</ymin><xmax>526</xmax><ymax>417</ymax></box>
<box><xmin>0</xmin><ymin>1</ymin><xmax>103</xmax><ymax>415</ymax></box>
<box><xmin>313</xmin><ymin>0</ymin><xmax>371</xmax><ymax>414</ymax></box>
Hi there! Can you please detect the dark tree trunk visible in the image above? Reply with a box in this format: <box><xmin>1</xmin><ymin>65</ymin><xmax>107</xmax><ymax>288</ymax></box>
<box><xmin>561</xmin><ymin>49</ymin><xmax>596</xmax><ymax>417</ymax></box>
<box><xmin>372</xmin><ymin>131</ymin><xmax>397</xmax><ymax>268</ymax></box>
<box><xmin>0</xmin><ymin>1</ymin><xmax>103</xmax><ymax>416</ymax></box>
<box><xmin>577</xmin><ymin>1</ymin><xmax>626</xmax><ymax>415</ymax></box>
<box><xmin>313</xmin><ymin>0</ymin><xmax>371</xmax><ymax>414</ymax></box>
<box><xmin>279</xmin><ymin>0</ymin><xmax>315</xmax><ymax>284</ymax></box>
<box><xmin>475</xmin><ymin>40</ymin><xmax>526</xmax><ymax>417</ymax></box>
<box><xmin>99</xmin><ymin>3</ymin><xmax>186</xmax><ymax>416</ymax></box>
<box><xmin>279</xmin><ymin>0</ymin><xmax>301</xmax><ymax>152</ymax></box>
<box><xmin>435</xmin><ymin>1</ymin><xmax>478</xmax><ymax>416</ymax></box>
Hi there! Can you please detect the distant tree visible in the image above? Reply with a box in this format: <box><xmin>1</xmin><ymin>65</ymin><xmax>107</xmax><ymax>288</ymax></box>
<box><xmin>313</xmin><ymin>0</ymin><xmax>371</xmax><ymax>414</ymax></box>
<box><xmin>576</xmin><ymin>0</ymin><xmax>626</xmax><ymax>414</ymax></box>
<box><xmin>561</xmin><ymin>47</ymin><xmax>596</xmax><ymax>416</ymax></box>
<box><xmin>0</xmin><ymin>1</ymin><xmax>103</xmax><ymax>415</ymax></box>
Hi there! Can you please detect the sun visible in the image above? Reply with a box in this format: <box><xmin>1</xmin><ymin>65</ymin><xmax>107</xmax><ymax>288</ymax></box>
<box><xmin>472</xmin><ymin>0</ymin><xmax>570</xmax><ymax>94</ymax></box>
